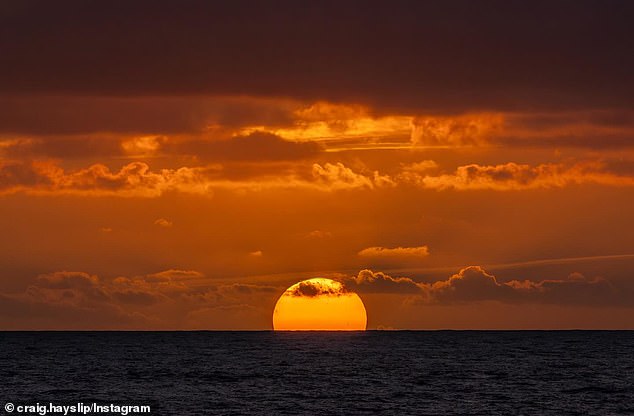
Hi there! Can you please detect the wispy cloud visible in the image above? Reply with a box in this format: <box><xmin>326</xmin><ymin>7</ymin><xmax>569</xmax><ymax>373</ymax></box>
<box><xmin>358</xmin><ymin>246</ymin><xmax>430</xmax><ymax>259</ymax></box>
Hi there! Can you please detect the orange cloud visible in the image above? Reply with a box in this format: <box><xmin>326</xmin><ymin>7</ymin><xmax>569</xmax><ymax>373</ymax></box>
<box><xmin>241</xmin><ymin>102</ymin><xmax>412</xmax><ymax>145</ymax></box>
<box><xmin>3</xmin><ymin>157</ymin><xmax>633</xmax><ymax>197</ymax></box>
<box><xmin>311</xmin><ymin>162</ymin><xmax>391</xmax><ymax>190</ymax></box>
<box><xmin>0</xmin><ymin>160</ymin><xmax>215</xmax><ymax>197</ymax></box>
<box><xmin>411</xmin><ymin>113</ymin><xmax>503</xmax><ymax>147</ymax></box>
<box><xmin>304</xmin><ymin>230</ymin><xmax>333</xmax><ymax>239</ymax></box>
<box><xmin>154</xmin><ymin>218</ymin><xmax>173</xmax><ymax>228</ymax></box>
<box><xmin>358</xmin><ymin>246</ymin><xmax>430</xmax><ymax>258</ymax></box>
<box><xmin>400</xmin><ymin>161</ymin><xmax>634</xmax><ymax>191</ymax></box>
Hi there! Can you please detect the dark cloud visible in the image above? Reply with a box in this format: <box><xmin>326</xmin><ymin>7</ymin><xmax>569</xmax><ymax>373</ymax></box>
<box><xmin>110</xmin><ymin>290</ymin><xmax>161</xmax><ymax>306</ymax></box>
<box><xmin>35</xmin><ymin>271</ymin><xmax>99</xmax><ymax>290</ymax></box>
<box><xmin>142</xmin><ymin>269</ymin><xmax>204</xmax><ymax>282</ymax></box>
<box><xmin>344</xmin><ymin>269</ymin><xmax>422</xmax><ymax>294</ymax></box>
<box><xmin>430</xmin><ymin>266</ymin><xmax>518</xmax><ymax>302</ymax></box>
<box><xmin>1</xmin><ymin>137</ymin><xmax>124</xmax><ymax>159</ymax></box>
<box><xmin>0</xmin><ymin>96</ymin><xmax>295</xmax><ymax>135</ymax></box>
<box><xmin>432</xmin><ymin>266</ymin><xmax>632</xmax><ymax>307</ymax></box>
<box><xmin>1</xmin><ymin>1</ymin><xmax>632</xmax><ymax>112</ymax></box>
<box><xmin>0</xmin><ymin>160</ymin><xmax>56</xmax><ymax>189</ymax></box>
<box><xmin>344</xmin><ymin>267</ymin><xmax>633</xmax><ymax>306</ymax></box>
<box><xmin>166</xmin><ymin>132</ymin><xmax>322</xmax><ymax>161</ymax></box>
<box><xmin>0</xmin><ymin>132</ymin><xmax>321</xmax><ymax>161</ymax></box>
<box><xmin>288</xmin><ymin>280</ymin><xmax>347</xmax><ymax>297</ymax></box>
<box><xmin>220</xmin><ymin>283</ymin><xmax>278</xmax><ymax>295</ymax></box>
<box><xmin>0</xmin><ymin>269</ymin><xmax>276</xmax><ymax>329</ymax></box>
<box><xmin>496</xmin><ymin>134</ymin><xmax>634</xmax><ymax>150</ymax></box>
<box><xmin>0</xmin><ymin>292</ymin><xmax>143</xmax><ymax>329</ymax></box>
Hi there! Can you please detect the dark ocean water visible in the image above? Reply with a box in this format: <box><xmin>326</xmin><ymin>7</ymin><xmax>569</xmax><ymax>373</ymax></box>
<box><xmin>1</xmin><ymin>331</ymin><xmax>633</xmax><ymax>415</ymax></box>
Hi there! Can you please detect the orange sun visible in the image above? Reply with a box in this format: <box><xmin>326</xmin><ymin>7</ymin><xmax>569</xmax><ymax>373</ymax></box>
<box><xmin>272</xmin><ymin>278</ymin><xmax>367</xmax><ymax>331</ymax></box>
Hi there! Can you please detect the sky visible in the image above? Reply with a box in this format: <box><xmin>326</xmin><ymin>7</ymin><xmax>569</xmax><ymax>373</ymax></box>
<box><xmin>1</xmin><ymin>0</ymin><xmax>633</xmax><ymax>329</ymax></box>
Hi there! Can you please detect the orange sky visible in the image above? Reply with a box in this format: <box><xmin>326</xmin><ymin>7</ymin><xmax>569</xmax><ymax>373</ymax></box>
<box><xmin>1</xmin><ymin>1</ymin><xmax>633</xmax><ymax>329</ymax></box>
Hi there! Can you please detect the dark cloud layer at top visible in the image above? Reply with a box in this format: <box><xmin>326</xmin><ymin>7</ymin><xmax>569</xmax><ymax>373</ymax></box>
<box><xmin>1</xmin><ymin>0</ymin><xmax>632</xmax><ymax>112</ymax></box>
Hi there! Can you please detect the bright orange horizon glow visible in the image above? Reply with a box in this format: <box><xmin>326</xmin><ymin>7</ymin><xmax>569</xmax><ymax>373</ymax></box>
<box><xmin>272</xmin><ymin>278</ymin><xmax>367</xmax><ymax>331</ymax></box>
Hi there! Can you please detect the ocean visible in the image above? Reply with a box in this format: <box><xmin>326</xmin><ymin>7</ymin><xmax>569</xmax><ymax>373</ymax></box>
<box><xmin>1</xmin><ymin>331</ymin><xmax>633</xmax><ymax>415</ymax></box>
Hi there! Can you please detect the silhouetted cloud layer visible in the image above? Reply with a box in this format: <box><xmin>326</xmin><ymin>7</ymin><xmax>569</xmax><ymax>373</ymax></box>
<box><xmin>0</xmin><ymin>269</ymin><xmax>277</xmax><ymax>329</ymax></box>
<box><xmin>0</xmin><ymin>265</ymin><xmax>630</xmax><ymax>329</ymax></box>
<box><xmin>343</xmin><ymin>267</ymin><xmax>632</xmax><ymax>306</ymax></box>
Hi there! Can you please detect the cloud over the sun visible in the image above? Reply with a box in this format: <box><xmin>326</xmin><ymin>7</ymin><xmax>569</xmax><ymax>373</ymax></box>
<box><xmin>287</xmin><ymin>280</ymin><xmax>348</xmax><ymax>298</ymax></box>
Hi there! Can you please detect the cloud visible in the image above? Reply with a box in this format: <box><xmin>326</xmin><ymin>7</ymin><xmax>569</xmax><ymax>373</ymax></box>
<box><xmin>121</xmin><ymin>136</ymin><xmax>164</xmax><ymax>156</ymax></box>
<box><xmin>495</xmin><ymin>111</ymin><xmax>634</xmax><ymax>149</ymax></box>
<box><xmin>36</xmin><ymin>271</ymin><xmax>99</xmax><ymax>289</ymax></box>
<box><xmin>0</xmin><ymin>130</ymin><xmax>321</xmax><ymax>163</ymax></box>
<box><xmin>0</xmin><ymin>136</ymin><xmax>125</xmax><ymax>159</ymax></box>
<box><xmin>248</xmin><ymin>101</ymin><xmax>412</xmax><ymax>145</ymax></box>
<box><xmin>411</xmin><ymin>114</ymin><xmax>503</xmax><ymax>147</ymax></box>
<box><xmin>409</xmin><ymin>111</ymin><xmax>634</xmax><ymax>149</ymax></box>
<box><xmin>2</xmin><ymin>158</ymin><xmax>633</xmax><ymax>197</ymax></box>
<box><xmin>0</xmin><ymin>96</ymin><xmax>296</xmax><ymax>135</ymax></box>
<box><xmin>401</xmin><ymin>160</ymin><xmax>439</xmax><ymax>173</ymax></box>
<box><xmin>341</xmin><ymin>267</ymin><xmax>632</xmax><ymax>306</ymax></box>
<box><xmin>400</xmin><ymin>161</ymin><xmax>634</xmax><ymax>191</ymax></box>
<box><xmin>2</xmin><ymin>2</ymin><xmax>631</xmax><ymax>112</ymax></box>
<box><xmin>287</xmin><ymin>280</ymin><xmax>347</xmax><ymax>297</ymax></box>
<box><xmin>142</xmin><ymin>269</ymin><xmax>203</xmax><ymax>282</ymax></box>
<box><xmin>428</xmin><ymin>266</ymin><xmax>518</xmax><ymax>302</ymax></box>
<box><xmin>304</xmin><ymin>230</ymin><xmax>333</xmax><ymax>239</ymax></box>
<box><xmin>27</xmin><ymin>271</ymin><xmax>110</xmax><ymax>307</ymax></box>
<box><xmin>311</xmin><ymin>162</ymin><xmax>393</xmax><ymax>190</ymax></box>
<box><xmin>358</xmin><ymin>246</ymin><xmax>430</xmax><ymax>259</ymax></box>
<box><xmin>0</xmin><ymin>158</ymin><xmax>391</xmax><ymax>196</ymax></box>
<box><xmin>345</xmin><ymin>270</ymin><xmax>422</xmax><ymax>294</ymax></box>
<box><xmin>165</xmin><ymin>131</ymin><xmax>322</xmax><ymax>161</ymax></box>
<box><xmin>428</xmin><ymin>266</ymin><xmax>628</xmax><ymax>306</ymax></box>
<box><xmin>154</xmin><ymin>218</ymin><xmax>173</xmax><ymax>228</ymax></box>
<box><xmin>220</xmin><ymin>283</ymin><xmax>277</xmax><ymax>295</ymax></box>
<box><xmin>0</xmin><ymin>160</ymin><xmax>216</xmax><ymax>197</ymax></box>
<box><xmin>0</xmin><ymin>268</ymin><xmax>281</xmax><ymax>329</ymax></box>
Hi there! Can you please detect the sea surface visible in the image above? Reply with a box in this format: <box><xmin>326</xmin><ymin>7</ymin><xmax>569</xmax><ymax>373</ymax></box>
<box><xmin>1</xmin><ymin>331</ymin><xmax>633</xmax><ymax>415</ymax></box>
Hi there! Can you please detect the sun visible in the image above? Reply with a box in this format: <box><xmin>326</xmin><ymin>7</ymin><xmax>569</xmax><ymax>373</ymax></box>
<box><xmin>273</xmin><ymin>278</ymin><xmax>367</xmax><ymax>331</ymax></box>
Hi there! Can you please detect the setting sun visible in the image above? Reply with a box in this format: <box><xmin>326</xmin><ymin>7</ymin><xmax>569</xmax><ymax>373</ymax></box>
<box><xmin>273</xmin><ymin>278</ymin><xmax>367</xmax><ymax>331</ymax></box>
